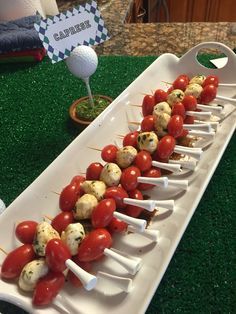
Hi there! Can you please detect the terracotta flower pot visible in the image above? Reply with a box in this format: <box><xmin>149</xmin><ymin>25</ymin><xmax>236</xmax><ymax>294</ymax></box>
<box><xmin>69</xmin><ymin>95</ymin><xmax>113</xmax><ymax>126</ymax></box>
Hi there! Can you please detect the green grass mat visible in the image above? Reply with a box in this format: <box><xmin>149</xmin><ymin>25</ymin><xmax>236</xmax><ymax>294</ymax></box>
<box><xmin>0</xmin><ymin>55</ymin><xmax>235</xmax><ymax>313</ymax></box>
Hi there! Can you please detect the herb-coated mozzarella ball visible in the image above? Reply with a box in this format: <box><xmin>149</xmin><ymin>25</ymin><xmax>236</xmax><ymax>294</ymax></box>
<box><xmin>33</xmin><ymin>222</ymin><xmax>60</xmax><ymax>256</ymax></box>
<box><xmin>189</xmin><ymin>75</ymin><xmax>206</xmax><ymax>85</ymax></box>
<box><xmin>81</xmin><ymin>180</ymin><xmax>106</xmax><ymax>200</ymax></box>
<box><xmin>154</xmin><ymin>112</ymin><xmax>170</xmax><ymax>129</ymax></box>
<box><xmin>154</xmin><ymin>112</ymin><xmax>171</xmax><ymax>138</ymax></box>
<box><xmin>74</xmin><ymin>193</ymin><xmax>98</xmax><ymax>220</ymax></box>
<box><xmin>61</xmin><ymin>223</ymin><xmax>85</xmax><ymax>255</ymax></box>
<box><xmin>19</xmin><ymin>259</ymin><xmax>48</xmax><ymax>292</ymax></box>
<box><xmin>185</xmin><ymin>83</ymin><xmax>203</xmax><ymax>98</ymax></box>
<box><xmin>153</xmin><ymin>101</ymin><xmax>171</xmax><ymax>115</ymax></box>
<box><xmin>137</xmin><ymin>132</ymin><xmax>158</xmax><ymax>154</ymax></box>
<box><xmin>116</xmin><ymin>146</ymin><xmax>137</xmax><ymax>168</ymax></box>
<box><xmin>167</xmin><ymin>89</ymin><xmax>185</xmax><ymax>106</ymax></box>
<box><xmin>99</xmin><ymin>162</ymin><xmax>122</xmax><ymax>186</ymax></box>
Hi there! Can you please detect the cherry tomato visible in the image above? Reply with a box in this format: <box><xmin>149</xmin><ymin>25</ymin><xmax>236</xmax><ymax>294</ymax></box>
<box><xmin>123</xmin><ymin>131</ymin><xmax>139</xmax><ymax>148</ymax></box>
<box><xmin>142</xmin><ymin>94</ymin><xmax>155</xmax><ymax>117</ymax></box>
<box><xmin>91</xmin><ymin>198</ymin><xmax>116</xmax><ymax>228</ymax></box>
<box><xmin>156</xmin><ymin>135</ymin><xmax>176</xmax><ymax>160</ymax></box>
<box><xmin>176</xmin><ymin>128</ymin><xmax>189</xmax><ymax>139</ymax></box>
<box><xmin>167</xmin><ymin>86</ymin><xmax>174</xmax><ymax>94</ymax></box>
<box><xmin>125</xmin><ymin>189</ymin><xmax>143</xmax><ymax>217</ymax></box>
<box><xmin>107</xmin><ymin>217</ymin><xmax>128</xmax><ymax>234</ymax></box>
<box><xmin>199</xmin><ymin>84</ymin><xmax>217</xmax><ymax>103</ymax></box>
<box><xmin>45</xmin><ymin>239</ymin><xmax>71</xmax><ymax>272</ymax></box>
<box><xmin>104</xmin><ymin>186</ymin><xmax>128</xmax><ymax>209</ymax></box>
<box><xmin>15</xmin><ymin>220</ymin><xmax>38</xmax><ymax>244</ymax></box>
<box><xmin>67</xmin><ymin>258</ymin><xmax>92</xmax><ymax>287</ymax></box>
<box><xmin>202</xmin><ymin>75</ymin><xmax>219</xmax><ymax>87</ymax></box>
<box><xmin>101</xmin><ymin>145</ymin><xmax>118</xmax><ymax>162</ymax></box>
<box><xmin>133</xmin><ymin>150</ymin><xmax>152</xmax><ymax>172</ymax></box>
<box><xmin>184</xmin><ymin>115</ymin><xmax>195</xmax><ymax>124</ymax></box>
<box><xmin>120</xmin><ymin>166</ymin><xmax>141</xmax><ymax>191</ymax></box>
<box><xmin>173</xmin><ymin>74</ymin><xmax>189</xmax><ymax>91</ymax></box>
<box><xmin>70</xmin><ymin>175</ymin><xmax>85</xmax><ymax>187</ymax></box>
<box><xmin>167</xmin><ymin>115</ymin><xmax>183</xmax><ymax>138</ymax></box>
<box><xmin>154</xmin><ymin>89</ymin><xmax>168</xmax><ymax>103</ymax></box>
<box><xmin>171</xmin><ymin>102</ymin><xmax>186</xmax><ymax>119</ymax></box>
<box><xmin>182</xmin><ymin>95</ymin><xmax>197</xmax><ymax>111</ymax></box>
<box><xmin>86</xmin><ymin>162</ymin><xmax>103</xmax><ymax>180</ymax></box>
<box><xmin>141</xmin><ymin>115</ymin><xmax>155</xmax><ymax>132</ymax></box>
<box><xmin>1</xmin><ymin>244</ymin><xmax>36</xmax><ymax>279</ymax></box>
<box><xmin>59</xmin><ymin>183</ymin><xmax>80</xmax><ymax>212</ymax></box>
<box><xmin>51</xmin><ymin>211</ymin><xmax>75</xmax><ymax>234</ymax></box>
<box><xmin>33</xmin><ymin>271</ymin><xmax>65</xmax><ymax>306</ymax></box>
<box><xmin>137</xmin><ymin>167</ymin><xmax>162</xmax><ymax>191</ymax></box>
<box><xmin>77</xmin><ymin>228</ymin><xmax>112</xmax><ymax>262</ymax></box>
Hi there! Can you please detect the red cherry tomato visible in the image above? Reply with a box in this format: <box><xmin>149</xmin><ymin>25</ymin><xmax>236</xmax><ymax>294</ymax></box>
<box><xmin>141</xmin><ymin>115</ymin><xmax>155</xmax><ymax>132</ymax></box>
<box><xmin>142</xmin><ymin>94</ymin><xmax>155</xmax><ymax>117</ymax></box>
<box><xmin>184</xmin><ymin>115</ymin><xmax>195</xmax><ymax>124</ymax></box>
<box><xmin>101</xmin><ymin>145</ymin><xmax>118</xmax><ymax>162</ymax></box>
<box><xmin>199</xmin><ymin>84</ymin><xmax>217</xmax><ymax>103</ymax></box>
<box><xmin>133</xmin><ymin>150</ymin><xmax>152</xmax><ymax>172</ymax></box>
<box><xmin>120</xmin><ymin>166</ymin><xmax>141</xmax><ymax>191</ymax></box>
<box><xmin>137</xmin><ymin>167</ymin><xmax>162</xmax><ymax>191</ymax></box>
<box><xmin>171</xmin><ymin>102</ymin><xmax>186</xmax><ymax>119</ymax></box>
<box><xmin>15</xmin><ymin>220</ymin><xmax>38</xmax><ymax>244</ymax></box>
<box><xmin>51</xmin><ymin>211</ymin><xmax>75</xmax><ymax>234</ymax></box>
<box><xmin>70</xmin><ymin>175</ymin><xmax>85</xmax><ymax>187</ymax></box>
<box><xmin>182</xmin><ymin>95</ymin><xmax>197</xmax><ymax>111</ymax></box>
<box><xmin>123</xmin><ymin>131</ymin><xmax>139</xmax><ymax>148</ymax></box>
<box><xmin>59</xmin><ymin>183</ymin><xmax>80</xmax><ymax>212</ymax></box>
<box><xmin>156</xmin><ymin>135</ymin><xmax>176</xmax><ymax>160</ymax></box>
<box><xmin>173</xmin><ymin>74</ymin><xmax>189</xmax><ymax>91</ymax></box>
<box><xmin>45</xmin><ymin>239</ymin><xmax>71</xmax><ymax>272</ymax></box>
<box><xmin>167</xmin><ymin>115</ymin><xmax>183</xmax><ymax>138</ymax></box>
<box><xmin>67</xmin><ymin>258</ymin><xmax>92</xmax><ymax>287</ymax></box>
<box><xmin>77</xmin><ymin>228</ymin><xmax>112</xmax><ymax>262</ymax></box>
<box><xmin>104</xmin><ymin>186</ymin><xmax>128</xmax><ymax>209</ymax></box>
<box><xmin>91</xmin><ymin>198</ymin><xmax>116</xmax><ymax>228</ymax></box>
<box><xmin>167</xmin><ymin>86</ymin><xmax>174</xmax><ymax>94</ymax></box>
<box><xmin>1</xmin><ymin>244</ymin><xmax>36</xmax><ymax>279</ymax></box>
<box><xmin>33</xmin><ymin>271</ymin><xmax>65</xmax><ymax>306</ymax></box>
<box><xmin>125</xmin><ymin>189</ymin><xmax>143</xmax><ymax>218</ymax></box>
<box><xmin>86</xmin><ymin>162</ymin><xmax>103</xmax><ymax>180</ymax></box>
<box><xmin>154</xmin><ymin>89</ymin><xmax>168</xmax><ymax>103</ymax></box>
<box><xmin>176</xmin><ymin>128</ymin><xmax>189</xmax><ymax>139</ymax></box>
<box><xmin>107</xmin><ymin>217</ymin><xmax>128</xmax><ymax>234</ymax></box>
<box><xmin>202</xmin><ymin>75</ymin><xmax>219</xmax><ymax>87</ymax></box>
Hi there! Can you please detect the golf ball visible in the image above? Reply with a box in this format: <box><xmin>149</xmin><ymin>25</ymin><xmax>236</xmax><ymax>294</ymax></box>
<box><xmin>0</xmin><ymin>199</ymin><xmax>6</xmax><ymax>214</ymax></box>
<box><xmin>66</xmin><ymin>45</ymin><xmax>98</xmax><ymax>79</ymax></box>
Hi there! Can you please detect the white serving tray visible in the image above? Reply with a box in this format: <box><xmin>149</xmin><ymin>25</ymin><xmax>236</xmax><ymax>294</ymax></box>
<box><xmin>0</xmin><ymin>42</ymin><xmax>235</xmax><ymax>314</ymax></box>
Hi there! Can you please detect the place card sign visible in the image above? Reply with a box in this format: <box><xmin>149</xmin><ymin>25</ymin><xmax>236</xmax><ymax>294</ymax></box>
<box><xmin>34</xmin><ymin>0</ymin><xmax>110</xmax><ymax>63</ymax></box>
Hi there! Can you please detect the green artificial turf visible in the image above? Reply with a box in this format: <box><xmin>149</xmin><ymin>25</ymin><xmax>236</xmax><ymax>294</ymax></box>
<box><xmin>0</xmin><ymin>55</ymin><xmax>235</xmax><ymax>314</ymax></box>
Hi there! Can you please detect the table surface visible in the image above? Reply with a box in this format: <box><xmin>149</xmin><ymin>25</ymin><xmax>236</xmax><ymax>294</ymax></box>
<box><xmin>0</xmin><ymin>55</ymin><xmax>235</xmax><ymax>314</ymax></box>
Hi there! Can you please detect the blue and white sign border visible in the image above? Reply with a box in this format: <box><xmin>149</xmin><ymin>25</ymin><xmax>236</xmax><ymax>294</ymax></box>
<box><xmin>34</xmin><ymin>0</ymin><xmax>110</xmax><ymax>63</ymax></box>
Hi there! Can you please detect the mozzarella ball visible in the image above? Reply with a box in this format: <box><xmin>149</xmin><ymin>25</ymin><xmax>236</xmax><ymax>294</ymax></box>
<box><xmin>167</xmin><ymin>89</ymin><xmax>185</xmax><ymax>106</ymax></box>
<box><xmin>153</xmin><ymin>101</ymin><xmax>171</xmax><ymax>115</ymax></box>
<box><xmin>185</xmin><ymin>83</ymin><xmax>203</xmax><ymax>98</ymax></box>
<box><xmin>81</xmin><ymin>180</ymin><xmax>106</xmax><ymax>200</ymax></box>
<box><xmin>19</xmin><ymin>259</ymin><xmax>48</xmax><ymax>292</ymax></box>
<box><xmin>74</xmin><ymin>193</ymin><xmax>98</xmax><ymax>220</ymax></box>
<box><xmin>189</xmin><ymin>75</ymin><xmax>206</xmax><ymax>85</ymax></box>
<box><xmin>100</xmin><ymin>162</ymin><xmax>122</xmax><ymax>186</ymax></box>
<box><xmin>116</xmin><ymin>146</ymin><xmax>137</xmax><ymax>168</ymax></box>
<box><xmin>154</xmin><ymin>112</ymin><xmax>171</xmax><ymax>129</ymax></box>
<box><xmin>137</xmin><ymin>132</ymin><xmax>158</xmax><ymax>154</ymax></box>
<box><xmin>61</xmin><ymin>223</ymin><xmax>85</xmax><ymax>255</ymax></box>
<box><xmin>33</xmin><ymin>222</ymin><xmax>60</xmax><ymax>256</ymax></box>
